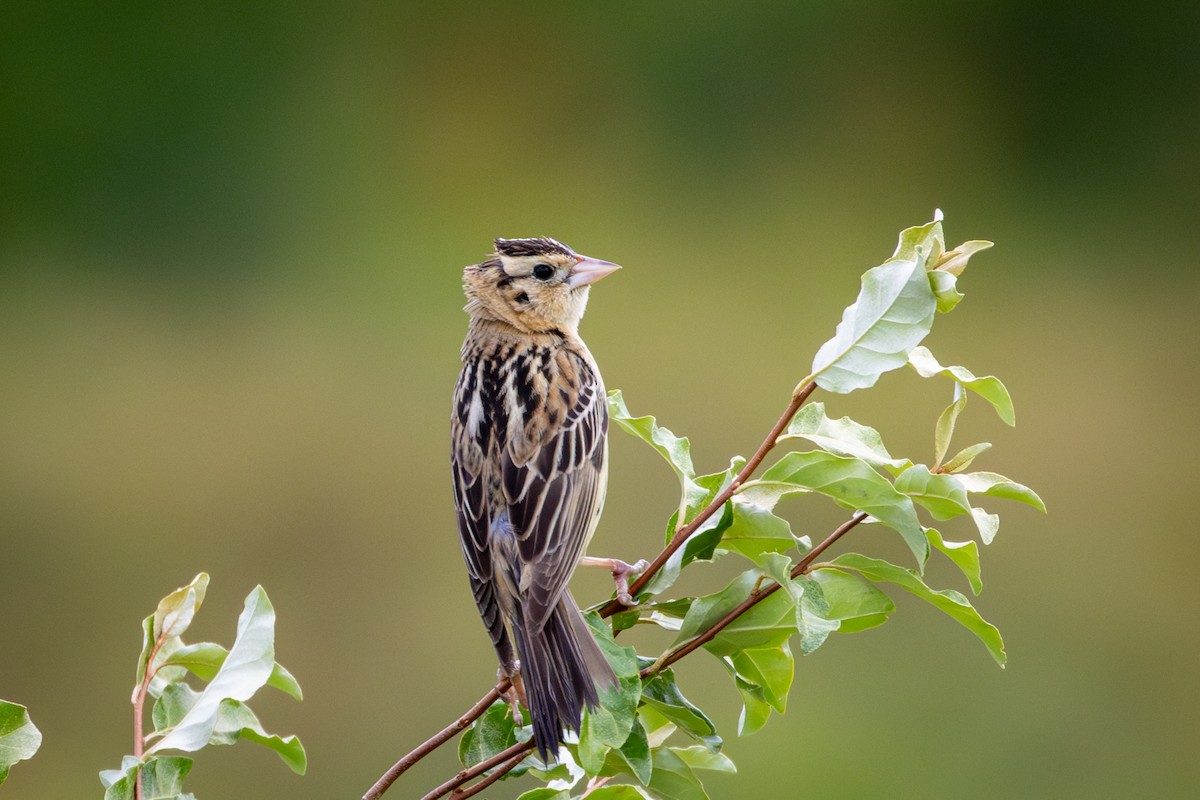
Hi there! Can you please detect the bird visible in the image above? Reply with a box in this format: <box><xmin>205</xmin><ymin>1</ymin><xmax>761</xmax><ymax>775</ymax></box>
<box><xmin>450</xmin><ymin>236</ymin><xmax>637</xmax><ymax>761</ymax></box>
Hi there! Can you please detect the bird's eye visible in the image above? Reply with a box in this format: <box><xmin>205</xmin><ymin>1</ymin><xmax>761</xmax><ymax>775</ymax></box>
<box><xmin>532</xmin><ymin>263</ymin><xmax>555</xmax><ymax>281</ymax></box>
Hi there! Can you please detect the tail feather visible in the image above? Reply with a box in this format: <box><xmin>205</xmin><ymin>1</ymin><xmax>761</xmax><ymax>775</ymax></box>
<box><xmin>512</xmin><ymin>591</ymin><xmax>617</xmax><ymax>760</ymax></box>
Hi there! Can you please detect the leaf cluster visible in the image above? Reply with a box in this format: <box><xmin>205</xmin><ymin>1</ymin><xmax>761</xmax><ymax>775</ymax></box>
<box><xmin>0</xmin><ymin>700</ymin><xmax>41</xmax><ymax>786</ymax></box>
<box><xmin>101</xmin><ymin>573</ymin><xmax>305</xmax><ymax>800</ymax></box>
<box><xmin>446</xmin><ymin>213</ymin><xmax>1045</xmax><ymax>799</ymax></box>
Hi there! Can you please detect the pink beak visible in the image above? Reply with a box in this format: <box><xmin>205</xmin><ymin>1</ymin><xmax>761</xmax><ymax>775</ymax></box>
<box><xmin>567</xmin><ymin>255</ymin><xmax>622</xmax><ymax>288</ymax></box>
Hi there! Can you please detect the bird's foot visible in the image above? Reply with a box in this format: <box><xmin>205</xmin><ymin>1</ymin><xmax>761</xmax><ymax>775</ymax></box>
<box><xmin>499</xmin><ymin>664</ymin><xmax>527</xmax><ymax>725</ymax></box>
<box><xmin>581</xmin><ymin>556</ymin><xmax>650</xmax><ymax>606</ymax></box>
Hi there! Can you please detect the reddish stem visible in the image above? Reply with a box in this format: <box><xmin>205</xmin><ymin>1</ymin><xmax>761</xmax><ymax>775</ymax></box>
<box><xmin>419</xmin><ymin>739</ymin><xmax>534</xmax><ymax>800</ymax></box>
<box><xmin>449</xmin><ymin>747</ymin><xmax>535</xmax><ymax>799</ymax></box>
<box><xmin>132</xmin><ymin>635</ymin><xmax>166</xmax><ymax>800</ymax></box>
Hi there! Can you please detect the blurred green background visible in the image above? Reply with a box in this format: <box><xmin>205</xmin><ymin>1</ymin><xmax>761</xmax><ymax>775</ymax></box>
<box><xmin>3</xmin><ymin>2</ymin><xmax>1198</xmax><ymax>798</ymax></box>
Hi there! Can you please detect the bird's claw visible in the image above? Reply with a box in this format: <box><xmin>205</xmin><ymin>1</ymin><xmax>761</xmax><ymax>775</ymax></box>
<box><xmin>612</xmin><ymin>559</ymin><xmax>650</xmax><ymax>607</ymax></box>
<box><xmin>500</xmin><ymin>664</ymin><xmax>527</xmax><ymax>725</ymax></box>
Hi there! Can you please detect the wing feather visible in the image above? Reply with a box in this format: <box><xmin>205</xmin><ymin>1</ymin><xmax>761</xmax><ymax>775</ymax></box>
<box><xmin>503</xmin><ymin>355</ymin><xmax>608</xmax><ymax>629</ymax></box>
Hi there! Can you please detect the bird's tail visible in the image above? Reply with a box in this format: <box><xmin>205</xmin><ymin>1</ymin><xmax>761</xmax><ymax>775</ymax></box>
<box><xmin>512</xmin><ymin>590</ymin><xmax>618</xmax><ymax>761</ymax></box>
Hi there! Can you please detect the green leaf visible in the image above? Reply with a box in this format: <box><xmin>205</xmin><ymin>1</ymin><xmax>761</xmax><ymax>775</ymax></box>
<box><xmin>932</xmin><ymin>239</ymin><xmax>993</xmax><ymax>277</ymax></box>
<box><xmin>0</xmin><ymin>700</ymin><xmax>42</xmax><ymax>785</ymax></box>
<box><xmin>958</xmin><ymin>471</ymin><xmax>1045</xmax><ymax>545</ymax></box>
<box><xmin>152</xmin><ymin>682</ymin><xmax>199</xmax><ymax>732</ymax></box>
<box><xmin>675</xmin><ymin>571</ymin><xmax>756</xmax><ymax>646</ymax></box>
<box><xmin>134</xmin><ymin>614</ymin><xmax>156</xmax><ymax>702</ymax></box>
<box><xmin>610</xmin><ymin>718</ymin><xmax>652</xmax><ymax>785</ymax></box>
<box><xmin>100</xmin><ymin>755</ymin><xmax>196</xmax><ymax>800</ymax></box>
<box><xmin>757</xmin><ymin>450</ymin><xmax>928</xmax><ymax>565</ymax></box>
<box><xmin>148</xmin><ymin>586</ymin><xmax>279</xmax><ymax>755</ymax></box>
<box><xmin>586</xmin><ymin>614</ymin><xmax>641</xmax><ymax>682</ymax></box>
<box><xmin>675</xmin><ymin>457</ymin><xmax>745</xmax><ymax>530</ymax></box>
<box><xmin>929</xmin><ymin>269</ymin><xmax>964</xmax><ymax>313</ymax></box>
<box><xmin>154</xmin><ymin>573</ymin><xmax>210</xmax><ymax>640</ymax></box>
<box><xmin>135</xmin><ymin>574</ymin><xmax>213</xmax><ymax>704</ymax></box>
<box><xmin>579</xmin><ymin>614</ymin><xmax>642</xmax><ymax>775</ymax></box>
<box><xmin>941</xmin><ymin>442</ymin><xmax>991</xmax><ymax>473</ymax></box>
<box><xmin>719</xmin><ymin>499</ymin><xmax>797</xmax><ymax>566</ymax></box>
<box><xmin>908</xmin><ymin>346</ymin><xmax>1015</xmax><ymax>426</ymax></box>
<box><xmin>516</xmin><ymin>789</ymin><xmax>571</xmax><ymax>800</ymax></box>
<box><xmin>806</xmin><ymin>569</ymin><xmax>895</xmax><ymax>633</ymax></box>
<box><xmin>676</xmin><ymin>567</ymin><xmax>795</xmax><ymax>656</ymax></box>
<box><xmin>641</xmin><ymin>597</ymin><xmax>695</xmax><ymax>632</ymax></box>
<box><xmin>641</xmin><ymin>463</ymin><xmax>740</xmax><ymax>598</ymax></box>
<box><xmin>139</xmin><ymin>755</ymin><xmax>195</xmax><ymax>799</ymax></box>
<box><xmin>162</xmin><ymin>641</ymin><xmax>303</xmax><ymax>700</ymax></box>
<box><xmin>268</xmin><ymin>662</ymin><xmax>304</xmax><ymax>701</ymax></box>
<box><xmin>730</xmin><ymin>671</ymin><xmax>771</xmax><ymax>736</ymax></box>
<box><xmin>460</xmin><ymin>701</ymin><xmax>518</xmax><ymax>768</ymax></box>
<box><xmin>611</xmin><ymin>608</ymin><xmax>641</xmax><ymax>632</ymax></box>
<box><xmin>646</xmin><ymin>746</ymin><xmax>734</xmax><ymax>800</ymax></box>
<box><xmin>894</xmin><ymin>465</ymin><xmax>972</xmax><ymax>520</ymax></box>
<box><xmin>587</xmin><ymin>786</ymin><xmax>654</xmax><ymax>799</ymax></box>
<box><xmin>957</xmin><ymin>471</ymin><xmax>1046</xmax><ymax>513</ymax></box>
<box><xmin>100</xmin><ymin>755</ymin><xmax>140</xmax><ymax>792</ymax></box>
<box><xmin>792</xmin><ymin>575</ymin><xmax>840</xmax><ymax>653</ymax></box>
<box><xmin>149</xmin><ymin>652</ymin><xmax>305</xmax><ymax>775</ymax></box>
<box><xmin>209</xmin><ymin>699</ymin><xmax>306</xmax><ymax>774</ymax></box>
<box><xmin>894</xmin><ymin>216</ymin><xmax>991</xmax><ymax>279</ymax></box>
<box><xmin>802</xmin><ymin>247</ymin><xmax>937</xmax><ymax>394</ymax></box>
<box><xmin>639</xmin><ymin>669</ymin><xmax>721</xmax><ymax>751</ymax></box>
<box><xmin>970</xmin><ymin>507</ymin><xmax>1000</xmax><ymax>545</ymax></box>
<box><xmin>642</xmin><ymin>506</ymin><xmax>730</xmax><ymax>598</ymax></box>
<box><xmin>825</xmin><ymin>554</ymin><xmax>1006</xmax><ymax>666</ymax></box>
<box><xmin>608</xmin><ymin>390</ymin><xmax>705</xmax><ymax>527</ymax></box>
<box><xmin>728</xmin><ymin>645</ymin><xmax>792</xmax><ymax>713</ymax></box>
<box><xmin>933</xmin><ymin>386</ymin><xmax>968</xmax><ymax>469</ymax></box>
<box><xmin>705</xmin><ymin>586</ymin><xmax>795</xmax><ymax>657</ymax></box>
<box><xmin>776</xmin><ymin>403</ymin><xmax>910</xmax><ymax>474</ymax></box>
<box><xmin>673</xmin><ymin>746</ymin><xmax>736</xmax><ymax>775</ymax></box>
<box><xmin>891</xmin><ymin>217</ymin><xmax>946</xmax><ymax>264</ymax></box>
<box><xmin>926</xmin><ymin>528</ymin><xmax>982</xmax><ymax>595</ymax></box>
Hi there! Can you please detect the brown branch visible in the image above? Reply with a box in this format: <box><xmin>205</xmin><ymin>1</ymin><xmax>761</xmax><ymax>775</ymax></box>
<box><xmin>652</xmin><ymin>512</ymin><xmax>869</xmax><ymax>673</ymax></box>
<box><xmin>368</xmin><ymin>382</ymin><xmax>819</xmax><ymax>798</ymax></box>
<box><xmin>652</xmin><ymin>512</ymin><xmax>870</xmax><ymax>672</ymax></box>
<box><xmin>362</xmin><ymin>681</ymin><xmax>508</xmax><ymax>800</ymax></box>
<box><xmin>450</xmin><ymin>746</ymin><xmax>537</xmax><ymax>800</ymax></box>
<box><xmin>596</xmin><ymin>381</ymin><xmax>816</xmax><ymax>619</ymax></box>
<box><xmin>419</xmin><ymin>740</ymin><xmax>535</xmax><ymax>800</ymax></box>
<box><xmin>794</xmin><ymin>512</ymin><xmax>868</xmax><ymax>575</ymax></box>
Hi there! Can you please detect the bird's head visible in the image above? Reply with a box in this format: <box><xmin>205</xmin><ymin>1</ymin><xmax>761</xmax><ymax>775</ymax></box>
<box><xmin>463</xmin><ymin>237</ymin><xmax>621</xmax><ymax>334</ymax></box>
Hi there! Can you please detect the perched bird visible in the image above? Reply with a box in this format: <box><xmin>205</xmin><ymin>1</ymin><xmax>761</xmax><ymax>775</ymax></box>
<box><xmin>451</xmin><ymin>236</ymin><xmax>634</xmax><ymax>760</ymax></box>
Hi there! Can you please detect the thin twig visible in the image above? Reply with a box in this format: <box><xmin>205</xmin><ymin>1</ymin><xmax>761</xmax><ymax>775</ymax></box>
<box><xmin>794</xmin><ymin>512</ymin><xmax>868</xmax><ymax>575</ymax></box>
<box><xmin>650</xmin><ymin>512</ymin><xmax>870</xmax><ymax>672</ymax></box>
<box><xmin>450</xmin><ymin>747</ymin><xmax>535</xmax><ymax>800</ymax></box>
<box><xmin>418</xmin><ymin>739</ymin><xmax>533</xmax><ymax>800</ymax></box>
<box><xmin>369</xmin><ymin>382</ymin><xmax>819</xmax><ymax>798</ymax></box>
<box><xmin>362</xmin><ymin>681</ymin><xmax>508</xmax><ymax>800</ymax></box>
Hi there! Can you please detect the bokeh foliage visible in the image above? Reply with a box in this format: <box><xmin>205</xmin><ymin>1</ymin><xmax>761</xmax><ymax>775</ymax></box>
<box><xmin>2</xmin><ymin>2</ymin><xmax>1198</xmax><ymax>798</ymax></box>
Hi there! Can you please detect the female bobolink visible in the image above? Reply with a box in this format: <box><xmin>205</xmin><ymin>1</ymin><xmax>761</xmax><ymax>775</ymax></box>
<box><xmin>451</xmin><ymin>237</ymin><xmax>630</xmax><ymax>760</ymax></box>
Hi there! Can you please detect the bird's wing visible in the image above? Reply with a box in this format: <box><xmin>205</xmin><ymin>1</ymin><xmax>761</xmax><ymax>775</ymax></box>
<box><xmin>502</xmin><ymin>350</ymin><xmax>608</xmax><ymax>630</ymax></box>
<box><xmin>451</xmin><ymin>361</ymin><xmax>509</xmax><ymax>657</ymax></box>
